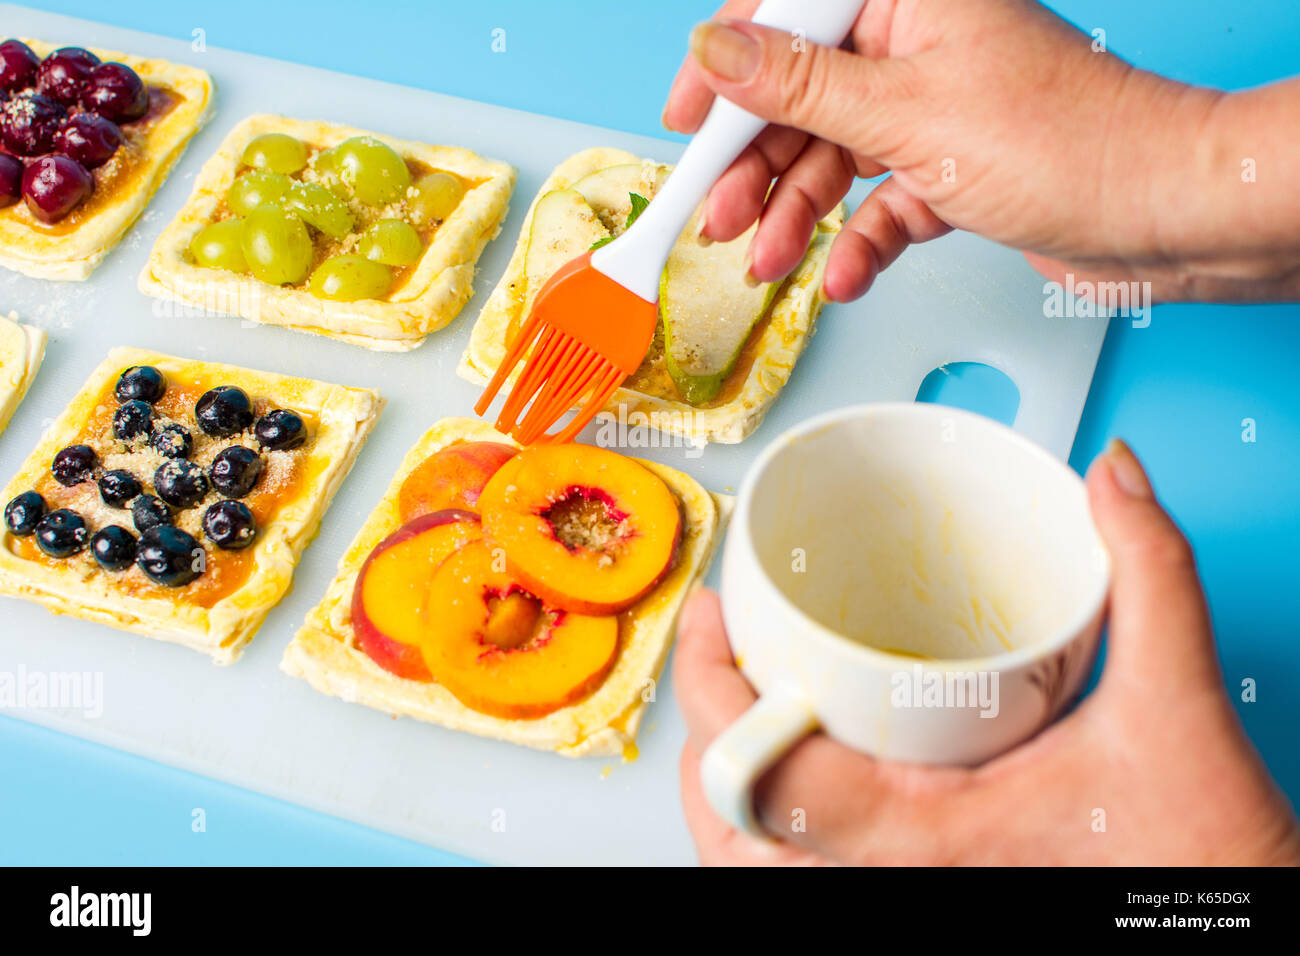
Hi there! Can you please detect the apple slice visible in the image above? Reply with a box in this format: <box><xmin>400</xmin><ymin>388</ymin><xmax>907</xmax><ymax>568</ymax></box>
<box><xmin>478</xmin><ymin>444</ymin><xmax>682</xmax><ymax>615</ymax></box>
<box><xmin>572</xmin><ymin>161</ymin><xmax>669</xmax><ymax>234</ymax></box>
<box><xmin>352</xmin><ymin>509</ymin><xmax>482</xmax><ymax>681</ymax></box>
<box><xmin>521</xmin><ymin>189</ymin><xmax>609</xmax><ymax>318</ymax></box>
<box><xmin>397</xmin><ymin>441</ymin><xmax>518</xmax><ymax>522</ymax></box>
<box><xmin>660</xmin><ymin>205</ymin><xmax>779</xmax><ymax>405</ymax></box>
<box><xmin>419</xmin><ymin>540</ymin><xmax>619</xmax><ymax>719</ymax></box>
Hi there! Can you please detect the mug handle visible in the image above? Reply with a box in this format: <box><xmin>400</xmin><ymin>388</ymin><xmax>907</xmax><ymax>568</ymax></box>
<box><xmin>700</xmin><ymin>682</ymin><xmax>818</xmax><ymax>838</ymax></box>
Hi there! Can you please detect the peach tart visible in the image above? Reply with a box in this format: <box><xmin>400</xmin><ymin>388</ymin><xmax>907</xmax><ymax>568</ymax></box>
<box><xmin>282</xmin><ymin>416</ymin><xmax>728</xmax><ymax>757</ymax></box>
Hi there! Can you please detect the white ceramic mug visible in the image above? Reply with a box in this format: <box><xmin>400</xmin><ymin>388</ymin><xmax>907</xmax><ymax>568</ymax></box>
<box><xmin>701</xmin><ymin>403</ymin><xmax>1110</xmax><ymax>837</ymax></box>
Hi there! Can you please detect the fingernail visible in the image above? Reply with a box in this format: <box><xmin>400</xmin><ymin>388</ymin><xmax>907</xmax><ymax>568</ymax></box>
<box><xmin>742</xmin><ymin>246</ymin><xmax>761</xmax><ymax>287</ymax></box>
<box><xmin>1105</xmin><ymin>439</ymin><xmax>1154</xmax><ymax>499</ymax></box>
<box><xmin>696</xmin><ymin>211</ymin><xmax>713</xmax><ymax>247</ymax></box>
<box><xmin>690</xmin><ymin>21</ymin><xmax>760</xmax><ymax>82</ymax></box>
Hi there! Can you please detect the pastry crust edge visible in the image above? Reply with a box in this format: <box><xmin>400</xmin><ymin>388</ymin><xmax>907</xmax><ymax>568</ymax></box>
<box><xmin>0</xmin><ymin>312</ymin><xmax>47</xmax><ymax>436</ymax></box>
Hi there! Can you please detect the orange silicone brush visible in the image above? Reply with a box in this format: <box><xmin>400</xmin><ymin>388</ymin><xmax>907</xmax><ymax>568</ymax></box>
<box><xmin>476</xmin><ymin>0</ymin><xmax>864</xmax><ymax>445</ymax></box>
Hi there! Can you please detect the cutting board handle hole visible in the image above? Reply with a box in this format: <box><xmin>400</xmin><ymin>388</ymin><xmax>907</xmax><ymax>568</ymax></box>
<box><xmin>916</xmin><ymin>362</ymin><xmax>1020</xmax><ymax>427</ymax></box>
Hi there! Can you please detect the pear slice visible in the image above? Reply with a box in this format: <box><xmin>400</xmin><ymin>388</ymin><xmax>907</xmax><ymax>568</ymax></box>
<box><xmin>522</xmin><ymin>189</ymin><xmax>610</xmax><ymax>315</ymax></box>
<box><xmin>660</xmin><ymin>210</ymin><xmax>777</xmax><ymax>405</ymax></box>
<box><xmin>572</xmin><ymin>162</ymin><xmax>669</xmax><ymax>234</ymax></box>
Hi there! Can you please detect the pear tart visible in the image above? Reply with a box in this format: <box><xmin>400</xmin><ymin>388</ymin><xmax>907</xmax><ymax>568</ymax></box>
<box><xmin>0</xmin><ymin>38</ymin><xmax>213</xmax><ymax>280</ymax></box>
<box><xmin>459</xmin><ymin>146</ymin><xmax>844</xmax><ymax>444</ymax></box>
<box><xmin>0</xmin><ymin>311</ymin><xmax>46</xmax><ymax>436</ymax></box>
<box><xmin>283</xmin><ymin>417</ymin><xmax>729</xmax><ymax>758</ymax></box>
<box><xmin>141</xmin><ymin>114</ymin><xmax>516</xmax><ymax>351</ymax></box>
<box><xmin>0</xmin><ymin>348</ymin><xmax>382</xmax><ymax>663</ymax></box>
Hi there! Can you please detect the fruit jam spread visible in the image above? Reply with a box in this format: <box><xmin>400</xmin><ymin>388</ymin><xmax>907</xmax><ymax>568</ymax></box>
<box><xmin>6</xmin><ymin>371</ymin><xmax>311</xmax><ymax>608</ymax></box>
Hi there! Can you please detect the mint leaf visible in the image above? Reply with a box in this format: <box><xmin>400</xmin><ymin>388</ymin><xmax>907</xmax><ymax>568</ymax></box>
<box><xmin>625</xmin><ymin>192</ymin><xmax>649</xmax><ymax>228</ymax></box>
<box><xmin>588</xmin><ymin>192</ymin><xmax>651</xmax><ymax>250</ymax></box>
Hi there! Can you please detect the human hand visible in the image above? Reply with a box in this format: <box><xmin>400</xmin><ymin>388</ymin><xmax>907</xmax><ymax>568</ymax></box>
<box><xmin>664</xmin><ymin>0</ymin><xmax>1300</xmax><ymax>303</ymax></box>
<box><xmin>673</xmin><ymin>440</ymin><xmax>1300</xmax><ymax>865</ymax></box>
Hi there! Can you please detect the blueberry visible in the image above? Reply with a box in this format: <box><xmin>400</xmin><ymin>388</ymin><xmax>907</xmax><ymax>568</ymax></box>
<box><xmin>51</xmin><ymin>444</ymin><xmax>96</xmax><ymax>486</ymax></box>
<box><xmin>202</xmin><ymin>500</ymin><xmax>256</xmax><ymax>550</ymax></box>
<box><xmin>131</xmin><ymin>494</ymin><xmax>172</xmax><ymax>533</ymax></box>
<box><xmin>114</xmin><ymin>365</ymin><xmax>166</xmax><ymax>404</ymax></box>
<box><xmin>34</xmin><ymin>509</ymin><xmax>88</xmax><ymax>558</ymax></box>
<box><xmin>151</xmin><ymin>423</ymin><xmax>192</xmax><ymax>459</ymax></box>
<box><xmin>90</xmin><ymin>525</ymin><xmax>136</xmax><ymax>571</ymax></box>
<box><xmin>135</xmin><ymin>525</ymin><xmax>202</xmax><ymax>587</ymax></box>
<box><xmin>254</xmin><ymin>409</ymin><xmax>306</xmax><ymax>451</ymax></box>
<box><xmin>209</xmin><ymin>446</ymin><xmax>261</xmax><ymax>498</ymax></box>
<box><xmin>195</xmin><ymin>386</ymin><xmax>253</xmax><ymax>436</ymax></box>
<box><xmin>153</xmin><ymin>459</ymin><xmax>209</xmax><ymax>508</ymax></box>
<box><xmin>97</xmin><ymin>469</ymin><xmax>142</xmax><ymax>508</ymax></box>
<box><xmin>112</xmin><ymin>399</ymin><xmax>153</xmax><ymax>440</ymax></box>
<box><xmin>4</xmin><ymin>490</ymin><xmax>46</xmax><ymax>535</ymax></box>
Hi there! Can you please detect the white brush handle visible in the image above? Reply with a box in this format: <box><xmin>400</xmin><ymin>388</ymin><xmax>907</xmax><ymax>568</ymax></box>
<box><xmin>591</xmin><ymin>0</ymin><xmax>865</xmax><ymax>302</ymax></box>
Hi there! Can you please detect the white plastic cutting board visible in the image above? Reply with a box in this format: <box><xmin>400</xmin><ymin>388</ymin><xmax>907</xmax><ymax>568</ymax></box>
<box><xmin>0</xmin><ymin>5</ymin><xmax>1108</xmax><ymax>865</ymax></box>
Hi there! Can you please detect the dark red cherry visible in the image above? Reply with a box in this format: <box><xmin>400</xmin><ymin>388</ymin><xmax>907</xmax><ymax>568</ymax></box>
<box><xmin>0</xmin><ymin>153</ymin><xmax>21</xmax><ymax>208</ymax></box>
<box><xmin>0</xmin><ymin>92</ymin><xmax>66</xmax><ymax>156</ymax></box>
<box><xmin>22</xmin><ymin>155</ymin><xmax>93</xmax><ymax>223</ymax></box>
<box><xmin>81</xmin><ymin>62</ymin><xmax>148</xmax><ymax>123</ymax></box>
<box><xmin>56</xmin><ymin>113</ymin><xmax>122</xmax><ymax>169</ymax></box>
<box><xmin>35</xmin><ymin>47</ymin><xmax>99</xmax><ymax>106</ymax></box>
<box><xmin>0</xmin><ymin>39</ymin><xmax>40</xmax><ymax>93</ymax></box>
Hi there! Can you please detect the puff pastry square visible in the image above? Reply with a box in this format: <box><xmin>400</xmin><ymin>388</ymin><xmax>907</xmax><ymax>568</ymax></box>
<box><xmin>0</xmin><ymin>38</ymin><xmax>213</xmax><ymax>281</ymax></box>
<box><xmin>0</xmin><ymin>312</ymin><xmax>46</xmax><ymax>436</ymax></box>
<box><xmin>459</xmin><ymin>147</ymin><xmax>843</xmax><ymax>444</ymax></box>
<box><xmin>139</xmin><ymin>114</ymin><xmax>516</xmax><ymax>351</ymax></box>
<box><xmin>0</xmin><ymin>347</ymin><xmax>383</xmax><ymax>663</ymax></box>
<box><xmin>282</xmin><ymin>416</ymin><xmax>729</xmax><ymax>757</ymax></box>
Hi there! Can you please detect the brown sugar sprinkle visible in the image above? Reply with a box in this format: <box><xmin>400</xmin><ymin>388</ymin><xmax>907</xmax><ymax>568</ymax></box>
<box><xmin>543</xmin><ymin>490</ymin><xmax>626</xmax><ymax>558</ymax></box>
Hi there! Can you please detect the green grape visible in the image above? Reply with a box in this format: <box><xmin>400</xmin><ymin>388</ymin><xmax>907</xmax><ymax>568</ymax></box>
<box><xmin>409</xmin><ymin>171</ymin><xmax>465</xmax><ymax>226</ymax></box>
<box><xmin>241</xmin><ymin>133</ymin><xmax>308</xmax><ymax>175</ymax></box>
<box><xmin>359</xmin><ymin>218</ymin><xmax>423</xmax><ymax>266</ymax></box>
<box><xmin>308</xmin><ymin>147</ymin><xmax>346</xmax><ymax>191</ymax></box>
<box><xmin>241</xmin><ymin>204</ymin><xmax>313</xmax><ymax>286</ymax></box>
<box><xmin>333</xmin><ymin>136</ymin><xmax>411</xmax><ymax>207</ymax></box>
<box><xmin>189</xmin><ymin>218</ymin><xmax>247</xmax><ymax>273</ymax></box>
<box><xmin>308</xmin><ymin>255</ymin><xmax>393</xmax><ymax>301</ymax></box>
<box><xmin>227</xmin><ymin>170</ymin><xmax>292</xmax><ymax>217</ymax></box>
<box><xmin>284</xmin><ymin>182</ymin><xmax>355</xmax><ymax>239</ymax></box>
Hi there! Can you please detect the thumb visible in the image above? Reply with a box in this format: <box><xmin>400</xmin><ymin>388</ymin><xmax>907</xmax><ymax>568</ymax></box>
<box><xmin>1085</xmin><ymin>440</ymin><xmax>1221</xmax><ymax>693</ymax></box>
<box><xmin>688</xmin><ymin>18</ymin><xmax>913</xmax><ymax>162</ymax></box>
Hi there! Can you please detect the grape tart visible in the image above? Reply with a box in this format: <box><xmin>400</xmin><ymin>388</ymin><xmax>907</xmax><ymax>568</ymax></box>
<box><xmin>140</xmin><ymin>114</ymin><xmax>515</xmax><ymax>351</ymax></box>
<box><xmin>0</xmin><ymin>347</ymin><xmax>382</xmax><ymax>663</ymax></box>
<box><xmin>0</xmin><ymin>38</ymin><xmax>213</xmax><ymax>280</ymax></box>
<box><xmin>281</xmin><ymin>417</ymin><xmax>728</xmax><ymax>758</ymax></box>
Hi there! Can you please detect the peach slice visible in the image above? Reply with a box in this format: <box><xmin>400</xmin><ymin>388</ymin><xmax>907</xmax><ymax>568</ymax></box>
<box><xmin>478</xmin><ymin>444</ymin><xmax>682</xmax><ymax>615</ymax></box>
<box><xmin>397</xmin><ymin>441</ymin><xmax>518</xmax><ymax>522</ymax></box>
<box><xmin>352</xmin><ymin>509</ymin><xmax>482</xmax><ymax>681</ymax></box>
<box><xmin>419</xmin><ymin>540</ymin><xmax>619</xmax><ymax>719</ymax></box>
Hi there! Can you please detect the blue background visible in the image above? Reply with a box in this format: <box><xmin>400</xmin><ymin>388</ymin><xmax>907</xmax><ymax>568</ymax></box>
<box><xmin>2</xmin><ymin>0</ymin><xmax>1297</xmax><ymax>865</ymax></box>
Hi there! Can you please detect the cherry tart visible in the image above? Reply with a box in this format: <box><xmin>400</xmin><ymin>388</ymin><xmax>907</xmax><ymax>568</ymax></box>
<box><xmin>0</xmin><ymin>347</ymin><xmax>382</xmax><ymax>664</ymax></box>
<box><xmin>0</xmin><ymin>37</ymin><xmax>212</xmax><ymax>281</ymax></box>
<box><xmin>140</xmin><ymin>114</ymin><xmax>515</xmax><ymax>351</ymax></box>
